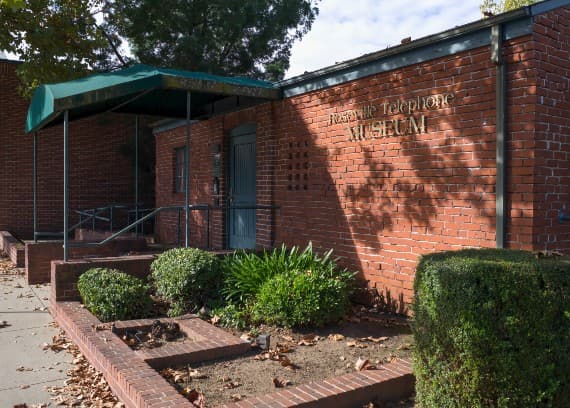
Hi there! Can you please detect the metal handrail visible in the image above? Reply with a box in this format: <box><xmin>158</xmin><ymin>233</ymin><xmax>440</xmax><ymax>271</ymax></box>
<box><xmin>67</xmin><ymin>203</ymin><xmax>280</xmax><ymax>249</ymax></box>
<box><xmin>67</xmin><ymin>205</ymin><xmax>184</xmax><ymax>248</ymax></box>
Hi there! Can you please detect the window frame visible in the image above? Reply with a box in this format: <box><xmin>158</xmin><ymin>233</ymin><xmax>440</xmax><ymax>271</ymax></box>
<box><xmin>174</xmin><ymin>146</ymin><xmax>187</xmax><ymax>193</ymax></box>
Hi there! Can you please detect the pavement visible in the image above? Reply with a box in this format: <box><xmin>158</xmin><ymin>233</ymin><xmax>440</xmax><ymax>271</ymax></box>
<box><xmin>0</xmin><ymin>260</ymin><xmax>72</xmax><ymax>407</ymax></box>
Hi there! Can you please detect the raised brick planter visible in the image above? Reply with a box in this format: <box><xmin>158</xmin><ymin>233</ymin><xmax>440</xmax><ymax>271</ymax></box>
<box><xmin>51</xmin><ymin>254</ymin><xmax>155</xmax><ymax>302</ymax></box>
<box><xmin>114</xmin><ymin>316</ymin><xmax>250</xmax><ymax>369</ymax></box>
<box><xmin>26</xmin><ymin>238</ymin><xmax>148</xmax><ymax>284</ymax></box>
<box><xmin>0</xmin><ymin>231</ymin><xmax>25</xmax><ymax>267</ymax></box>
<box><xmin>52</xmin><ymin>300</ymin><xmax>414</xmax><ymax>408</ymax></box>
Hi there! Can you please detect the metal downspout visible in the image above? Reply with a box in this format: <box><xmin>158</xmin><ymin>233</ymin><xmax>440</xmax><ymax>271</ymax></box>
<box><xmin>185</xmin><ymin>92</ymin><xmax>191</xmax><ymax>247</ymax></box>
<box><xmin>492</xmin><ymin>24</ymin><xmax>507</xmax><ymax>248</ymax></box>
<box><xmin>33</xmin><ymin>132</ymin><xmax>38</xmax><ymax>243</ymax></box>
<box><xmin>63</xmin><ymin>111</ymin><xmax>69</xmax><ymax>261</ymax></box>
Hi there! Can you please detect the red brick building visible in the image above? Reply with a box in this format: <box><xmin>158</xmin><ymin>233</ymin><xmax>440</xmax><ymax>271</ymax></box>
<box><xmin>153</xmin><ymin>2</ymin><xmax>569</xmax><ymax>309</ymax></box>
<box><xmin>0</xmin><ymin>59</ymin><xmax>153</xmax><ymax>240</ymax></box>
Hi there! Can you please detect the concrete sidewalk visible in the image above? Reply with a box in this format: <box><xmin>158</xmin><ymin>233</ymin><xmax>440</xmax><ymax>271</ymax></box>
<box><xmin>0</xmin><ymin>259</ymin><xmax>71</xmax><ymax>407</ymax></box>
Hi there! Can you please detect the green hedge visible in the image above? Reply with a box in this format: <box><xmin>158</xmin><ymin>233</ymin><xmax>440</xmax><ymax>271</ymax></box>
<box><xmin>151</xmin><ymin>248</ymin><xmax>221</xmax><ymax>316</ymax></box>
<box><xmin>413</xmin><ymin>249</ymin><xmax>570</xmax><ymax>407</ymax></box>
<box><xmin>77</xmin><ymin>268</ymin><xmax>152</xmax><ymax>322</ymax></box>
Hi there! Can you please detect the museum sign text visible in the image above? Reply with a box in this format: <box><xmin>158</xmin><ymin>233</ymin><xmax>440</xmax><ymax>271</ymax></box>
<box><xmin>329</xmin><ymin>93</ymin><xmax>455</xmax><ymax>141</ymax></box>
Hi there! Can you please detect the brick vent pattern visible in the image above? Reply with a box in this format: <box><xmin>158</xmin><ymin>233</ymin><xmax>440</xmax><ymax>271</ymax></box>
<box><xmin>52</xmin><ymin>301</ymin><xmax>413</xmax><ymax>408</ymax></box>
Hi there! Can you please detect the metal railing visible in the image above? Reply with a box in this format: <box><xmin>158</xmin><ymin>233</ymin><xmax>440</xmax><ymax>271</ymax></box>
<box><xmin>34</xmin><ymin>203</ymin><xmax>136</xmax><ymax>241</ymax></box>
<box><xmin>66</xmin><ymin>203</ymin><xmax>279</xmax><ymax>250</ymax></box>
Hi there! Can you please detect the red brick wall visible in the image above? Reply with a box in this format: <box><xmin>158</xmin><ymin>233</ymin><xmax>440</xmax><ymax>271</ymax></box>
<box><xmin>531</xmin><ymin>7</ymin><xmax>570</xmax><ymax>253</ymax></box>
<box><xmin>0</xmin><ymin>60</ymin><xmax>154</xmax><ymax>239</ymax></box>
<box><xmin>154</xmin><ymin>14</ymin><xmax>570</xmax><ymax>310</ymax></box>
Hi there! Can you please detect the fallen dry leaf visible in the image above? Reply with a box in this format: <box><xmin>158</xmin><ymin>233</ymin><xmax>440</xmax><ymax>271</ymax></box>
<box><xmin>230</xmin><ymin>394</ymin><xmax>244</xmax><ymax>402</ymax></box>
<box><xmin>210</xmin><ymin>315</ymin><xmax>220</xmax><ymax>325</ymax></box>
<box><xmin>183</xmin><ymin>388</ymin><xmax>205</xmax><ymax>407</ymax></box>
<box><xmin>329</xmin><ymin>333</ymin><xmax>345</xmax><ymax>341</ymax></box>
<box><xmin>19</xmin><ymin>384</ymin><xmax>30</xmax><ymax>389</ymax></box>
<box><xmin>272</xmin><ymin>377</ymin><xmax>292</xmax><ymax>388</ymax></box>
<box><xmin>397</xmin><ymin>343</ymin><xmax>412</xmax><ymax>351</ymax></box>
<box><xmin>355</xmin><ymin>357</ymin><xmax>375</xmax><ymax>371</ymax></box>
<box><xmin>297</xmin><ymin>339</ymin><xmax>315</xmax><ymax>346</ymax></box>
<box><xmin>360</xmin><ymin>336</ymin><xmax>389</xmax><ymax>343</ymax></box>
<box><xmin>222</xmin><ymin>381</ymin><xmax>241</xmax><ymax>390</ymax></box>
<box><xmin>280</xmin><ymin>335</ymin><xmax>294</xmax><ymax>342</ymax></box>
<box><xmin>346</xmin><ymin>341</ymin><xmax>367</xmax><ymax>348</ymax></box>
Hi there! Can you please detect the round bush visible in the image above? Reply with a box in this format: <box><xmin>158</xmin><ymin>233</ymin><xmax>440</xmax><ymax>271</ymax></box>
<box><xmin>77</xmin><ymin>267</ymin><xmax>152</xmax><ymax>322</ymax></box>
<box><xmin>413</xmin><ymin>249</ymin><xmax>570</xmax><ymax>408</ymax></box>
<box><xmin>151</xmin><ymin>248</ymin><xmax>221</xmax><ymax>316</ymax></box>
<box><xmin>252</xmin><ymin>268</ymin><xmax>354</xmax><ymax>327</ymax></box>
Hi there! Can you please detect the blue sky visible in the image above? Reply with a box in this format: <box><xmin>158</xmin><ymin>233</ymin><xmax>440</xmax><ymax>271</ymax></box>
<box><xmin>285</xmin><ymin>0</ymin><xmax>483</xmax><ymax>78</ymax></box>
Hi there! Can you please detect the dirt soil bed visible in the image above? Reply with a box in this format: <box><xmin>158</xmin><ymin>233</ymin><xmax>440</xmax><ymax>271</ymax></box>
<box><xmin>161</xmin><ymin>314</ymin><xmax>413</xmax><ymax>407</ymax></box>
<box><xmin>120</xmin><ymin>319</ymin><xmax>190</xmax><ymax>350</ymax></box>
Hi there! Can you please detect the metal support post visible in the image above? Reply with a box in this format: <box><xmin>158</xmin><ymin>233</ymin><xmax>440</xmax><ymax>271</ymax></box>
<box><xmin>33</xmin><ymin>132</ymin><xmax>38</xmax><ymax>243</ymax></box>
<box><xmin>185</xmin><ymin>91</ymin><xmax>191</xmax><ymax>247</ymax></box>
<box><xmin>135</xmin><ymin>116</ymin><xmax>139</xmax><ymax>238</ymax></box>
<box><xmin>63</xmin><ymin>111</ymin><xmax>69</xmax><ymax>261</ymax></box>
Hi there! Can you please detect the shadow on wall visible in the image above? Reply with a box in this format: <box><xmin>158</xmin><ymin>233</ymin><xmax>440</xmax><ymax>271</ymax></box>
<box><xmin>274</xmin><ymin>50</ymin><xmax>503</xmax><ymax>313</ymax></box>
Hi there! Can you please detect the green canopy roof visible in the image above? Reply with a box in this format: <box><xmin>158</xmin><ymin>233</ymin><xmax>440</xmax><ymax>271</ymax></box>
<box><xmin>26</xmin><ymin>64</ymin><xmax>281</xmax><ymax>133</ymax></box>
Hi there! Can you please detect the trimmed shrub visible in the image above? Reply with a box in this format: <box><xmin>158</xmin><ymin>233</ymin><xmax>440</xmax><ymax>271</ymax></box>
<box><xmin>413</xmin><ymin>249</ymin><xmax>570</xmax><ymax>408</ymax></box>
<box><xmin>252</xmin><ymin>267</ymin><xmax>355</xmax><ymax>327</ymax></box>
<box><xmin>222</xmin><ymin>242</ymin><xmax>339</xmax><ymax>305</ymax></box>
<box><xmin>77</xmin><ymin>268</ymin><xmax>152</xmax><ymax>322</ymax></box>
<box><xmin>151</xmin><ymin>248</ymin><xmax>221</xmax><ymax>316</ymax></box>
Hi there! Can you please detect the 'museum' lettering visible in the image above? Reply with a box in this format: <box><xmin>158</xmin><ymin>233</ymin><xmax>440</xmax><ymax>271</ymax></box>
<box><xmin>329</xmin><ymin>92</ymin><xmax>455</xmax><ymax>141</ymax></box>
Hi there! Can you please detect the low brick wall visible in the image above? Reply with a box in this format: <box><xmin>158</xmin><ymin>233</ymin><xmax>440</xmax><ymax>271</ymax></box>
<box><xmin>219</xmin><ymin>361</ymin><xmax>414</xmax><ymax>408</ymax></box>
<box><xmin>52</xmin><ymin>301</ymin><xmax>194</xmax><ymax>408</ymax></box>
<box><xmin>52</xmin><ymin>300</ymin><xmax>414</xmax><ymax>408</ymax></box>
<box><xmin>51</xmin><ymin>254</ymin><xmax>155</xmax><ymax>302</ymax></box>
<box><xmin>0</xmin><ymin>231</ymin><xmax>25</xmax><ymax>267</ymax></box>
<box><xmin>26</xmin><ymin>238</ymin><xmax>148</xmax><ymax>284</ymax></box>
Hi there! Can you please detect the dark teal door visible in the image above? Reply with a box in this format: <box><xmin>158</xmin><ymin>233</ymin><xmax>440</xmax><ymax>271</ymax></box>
<box><xmin>228</xmin><ymin>124</ymin><xmax>256</xmax><ymax>249</ymax></box>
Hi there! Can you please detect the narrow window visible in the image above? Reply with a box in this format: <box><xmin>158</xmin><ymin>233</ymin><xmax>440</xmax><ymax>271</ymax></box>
<box><xmin>174</xmin><ymin>146</ymin><xmax>187</xmax><ymax>193</ymax></box>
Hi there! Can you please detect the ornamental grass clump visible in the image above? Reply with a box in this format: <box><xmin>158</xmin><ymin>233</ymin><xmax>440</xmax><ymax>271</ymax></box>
<box><xmin>221</xmin><ymin>242</ymin><xmax>341</xmax><ymax>305</ymax></box>
<box><xmin>413</xmin><ymin>249</ymin><xmax>570</xmax><ymax>408</ymax></box>
<box><xmin>77</xmin><ymin>267</ymin><xmax>152</xmax><ymax>322</ymax></box>
<box><xmin>151</xmin><ymin>248</ymin><xmax>222</xmax><ymax>316</ymax></box>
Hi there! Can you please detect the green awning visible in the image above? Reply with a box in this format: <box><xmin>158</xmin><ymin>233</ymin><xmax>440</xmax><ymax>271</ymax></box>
<box><xmin>26</xmin><ymin>64</ymin><xmax>281</xmax><ymax>133</ymax></box>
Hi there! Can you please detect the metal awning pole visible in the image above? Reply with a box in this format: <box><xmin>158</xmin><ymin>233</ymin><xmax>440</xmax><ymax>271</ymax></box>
<box><xmin>33</xmin><ymin>132</ymin><xmax>38</xmax><ymax>243</ymax></box>
<box><xmin>185</xmin><ymin>91</ymin><xmax>191</xmax><ymax>247</ymax></box>
<box><xmin>135</xmin><ymin>116</ymin><xmax>139</xmax><ymax>238</ymax></box>
<box><xmin>63</xmin><ymin>110</ymin><xmax>69</xmax><ymax>261</ymax></box>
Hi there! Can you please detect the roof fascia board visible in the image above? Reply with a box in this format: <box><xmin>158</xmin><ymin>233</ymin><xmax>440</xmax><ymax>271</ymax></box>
<box><xmin>279</xmin><ymin>9</ymin><xmax>532</xmax><ymax>97</ymax></box>
<box><xmin>161</xmin><ymin>76</ymin><xmax>282</xmax><ymax>100</ymax></box>
<box><xmin>53</xmin><ymin>77</ymin><xmax>161</xmax><ymax>112</ymax></box>
<box><xmin>531</xmin><ymin>0</ymin><xmax>570</xmax><ymax>15</ymax></box>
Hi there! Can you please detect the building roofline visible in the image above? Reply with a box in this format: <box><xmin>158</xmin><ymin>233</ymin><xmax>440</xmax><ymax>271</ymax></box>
<box><xmin>277</xmin><ymin>0</ymin><xmax>569</xmax><ymax>96</ymax></box>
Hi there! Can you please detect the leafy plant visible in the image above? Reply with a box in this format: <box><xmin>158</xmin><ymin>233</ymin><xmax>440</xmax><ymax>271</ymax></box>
<box><xmin>413</xmin><ymin>249</ymin><xmax>570</xmax><ymax>407</ymax></box>
<box><xmin>210</xmin><ymin>303</ymin><xmax>251</xmax><ymax>331</ymax></box>
<box><xmin>77</xmin><ymin>267</ymin><xmax>152</xmax><ymax>322</ymax></box>
<box><xmin>252</xmin><ymin>267</ymin><xmax>355</xmax><ymax>327</ymax></box>
<box><xmin>222</xmin><ymin>242</ymin><xmax>340</xmax><ymax>305</ymax></box>
<box><xmin>151</xmin><ymin>248</ymin><xmax>221</xmax><ymax>316</ymax></box>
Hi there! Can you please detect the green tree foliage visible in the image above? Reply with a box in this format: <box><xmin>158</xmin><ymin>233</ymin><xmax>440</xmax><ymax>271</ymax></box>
<box><xmin>481</xmin><ymin>0</ymin><xmax>538</xmax><ymax>16</ymax></box>
<box><xmin>1</xmin><ymin>0</ymin><xmax>319</xmax><ymax>96</ymax></box>
<box><xmin>104</xmin><ymin>0</ymin><xmax>319</xmax><ymax>81</ymax></box>
<box><xmin>0</xmin><ymin>0</ymin><xmax>122</xmax><ymax>96</ymax></box>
